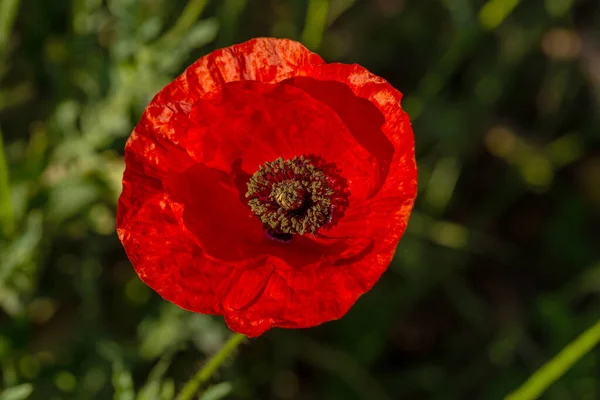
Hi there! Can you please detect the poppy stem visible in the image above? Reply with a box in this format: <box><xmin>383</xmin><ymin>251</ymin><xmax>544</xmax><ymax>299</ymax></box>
<box><xmin>505</xmin><ymin>319</ymin><xmax>600</xmax><ymax>400</ymax></box>
<box><xmin>175</xmin><ymin>332</ymin><xmax>247</xmax><ymax>400</ymax></box>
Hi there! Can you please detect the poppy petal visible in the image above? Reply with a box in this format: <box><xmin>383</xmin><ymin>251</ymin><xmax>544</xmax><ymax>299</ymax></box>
<box><xmin>181</xmin><ymin>80</ymin><xmax>376</xmax><ymax>198</ymax></box>
<box><xmin>184</xmin><ymin>37</ymin><xmax>325</xmax><ymax>96</ymax></box>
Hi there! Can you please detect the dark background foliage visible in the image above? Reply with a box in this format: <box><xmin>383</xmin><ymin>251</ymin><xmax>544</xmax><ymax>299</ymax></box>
<box><xmin>1</xmin><ymin>0</ymin><xmax>599</xmax><ymax>399</ymax></box>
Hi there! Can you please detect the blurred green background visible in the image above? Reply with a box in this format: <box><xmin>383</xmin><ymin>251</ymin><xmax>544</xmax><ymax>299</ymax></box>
<box><xmin>1</xmin><ymin>0</ymin><xmax>600</xmax><ymax>399</ymax></box>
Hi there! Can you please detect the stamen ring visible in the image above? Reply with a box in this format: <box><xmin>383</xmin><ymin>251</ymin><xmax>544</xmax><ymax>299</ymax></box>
<box><xmin>246</xmin><ymin>155</ymin><xmax>349</xmax><ymax>237</ymax></box>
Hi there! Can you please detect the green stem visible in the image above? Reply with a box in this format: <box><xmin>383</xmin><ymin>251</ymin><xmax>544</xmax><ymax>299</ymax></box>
<box><xmin>301</xmin><ymin>0</ymin><xmax>329</xmax><ymax>51</ymax></box>
<box><xmin>506</xmin><ymin>319</ymin><xmax>600</xmax><ymax>400</ymax></box>
<box><xmin>175</xmin><ymin>332</ymin><xmax>246</xmax><ymax>400</ymax></box>
<box><xmin>0</xmin><ymin>125</ymin><xmax>15</xmax><ymax>237</ymax></box>
<box><xmin>0</xmin><ymin>0</ymin><xmax>21</xmax><ymax>56</ymax></box>
<box><xmin>161</xmin><ymin>0</ymin><xmax>209</xmax><ymax>45</ymax></box>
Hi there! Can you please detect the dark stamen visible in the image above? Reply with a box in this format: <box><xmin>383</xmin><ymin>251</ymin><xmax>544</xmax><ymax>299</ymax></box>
<box><xmin>246</xmin><ymin>156</ymin><xmax>348</xmax><ymax>236</ymax></box>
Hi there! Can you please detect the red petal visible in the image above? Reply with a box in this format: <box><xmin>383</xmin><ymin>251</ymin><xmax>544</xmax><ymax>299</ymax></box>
<box><xmin>185</xmin><ymin>38</ymin><xmax>324</xmax><ymax>95</ymax></box>
<box><xmin>151</xmin><ymin>37</ymin><xmax>324</xmax><ymax>112</ymax></box>
<box><xmin>291</xmin><ymin>63</ymin><xmax>417</xmax><ymax>234</ymax></box>
<box><xmin>166</xmin><ymin>146</ymin><xmax>373</xmax><ymax>269</ymax></box>
<box><xmin>282</xmin><ymin>75</ymin><xmax>395</xmax><ymax>198</ymax></box>
<box><xmin>182</xmin><ymin>80</ymin><xmax>376</xmax><ymax>198</ymax></box>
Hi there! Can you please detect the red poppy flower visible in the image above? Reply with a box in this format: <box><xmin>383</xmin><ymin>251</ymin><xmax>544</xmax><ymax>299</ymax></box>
<box><xmin>117</xmin><ymin>38</ymin><xmax>416</xmax><ymax>337</ymax></box>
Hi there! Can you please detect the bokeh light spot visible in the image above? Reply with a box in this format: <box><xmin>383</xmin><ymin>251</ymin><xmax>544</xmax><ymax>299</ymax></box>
<box><xmin>28</xmin><ymin>298</ymin><xmax>57</xmax><ymax>324</ymax></box>
<box><xmin>544</xmin><ymin>0</ymin><xmax>574</xmax><ymax>17</ymax></box>
<box><xmin>429</xmin><ymin>221</ymin><xmax>469</xmax><ymax>249</ymax></box>
<box><xmin>485</xmin><ymin>126</ymin><xmax>517</xmax><ymax>159</ymax></box>
<box><xmin>55</xmin><ymin>371</ymin><xmax>77</xmax><ymax>392</ymax></box>
<box><xmin>521</xmin><ymin>155</ymin><xmax>553</xmax><ymax>189</ymax></box>
<box><xmin>479</xmin><ymin>0</ymin><xmax>521</xmax><ymax>30</ymax></box>
<box><xmin>541</xmin><ymin>28</ymin><xmax>581</xmax><ymax>60</ymax></box>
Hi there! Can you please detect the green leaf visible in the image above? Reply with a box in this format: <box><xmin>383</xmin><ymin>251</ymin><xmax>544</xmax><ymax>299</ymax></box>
<box><xmin>0</xmin><ymin>211</ymin><xmax>43</xmax><ymax>314</ymax></box>
<box><xmin>161</xmin><ymin>379</ymin><xmax>175</xmax><ymax>400</ymax></box>
<box><xmin>155</xmin><ymin>18</ymin><xmax>219</xmax><ymax>73</ymax></box>
<box><xmin>0</xmin><ymin>384</ymin><xmax>34</xmax><ymax>400</ymax></box>
<box><xmin>47</xmin><ymin>178</ymin><xmax>99</xmax><ymax>223</ymax></box>
<box><xmin>112</xmin><ymin>362</ymin><xmax>135</xmax><ymax>400</ymax></box>
<box><xmin>137</xmin><ymin>355</ymin><xmax>174</xmax><ymax>400</ymax></box>
<box><xmin>198</xmin><ymin>383</ymin><xmax>233</xmax><ymax>400</ymax></box>
<box><xmin>102</xmin><ymin>343</ymin><xmax>135</xmax><ymax>400</ymax></box>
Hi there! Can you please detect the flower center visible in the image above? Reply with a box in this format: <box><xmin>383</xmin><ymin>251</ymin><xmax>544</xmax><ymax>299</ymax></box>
<box><xmin>271</xmin><ymin>180</ymin><xmax>306</xmax><ymax>210</ymax></box>
<box><xmin>246</xmin><ymin>156</ymin><xmax>348</xmax><ymax>238</ymax></box>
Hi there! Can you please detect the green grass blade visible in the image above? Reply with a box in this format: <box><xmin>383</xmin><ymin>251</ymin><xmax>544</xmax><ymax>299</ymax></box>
<box><xmin>0</xmin><ymin>125</ymin><xmax>14</xmax><ymax>236</ymax></box>
<box><xmin>0</xmin><ymin>0</ymin><xmax>20</xmax><ymax>55</ymax></box>
<box><xmin>301</xmin><ymin>0</ymin><xmax>329</xmax><ymax>51</ymax></box>
<box><xmin>506</xmin><ymin>319</ymin><xmax>600</xmax><ymax>400</ymax></box>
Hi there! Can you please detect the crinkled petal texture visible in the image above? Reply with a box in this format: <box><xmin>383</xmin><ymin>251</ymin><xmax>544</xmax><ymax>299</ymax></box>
<box><xmin>117</xmin><ymin>38</ymin><xmax>417</xmax><ymax>337</ymax></box>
